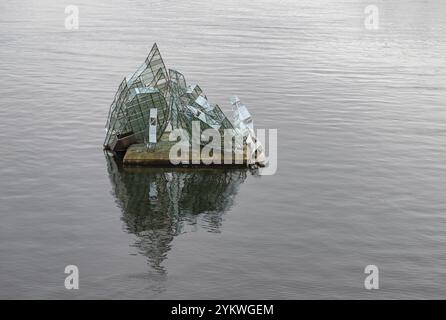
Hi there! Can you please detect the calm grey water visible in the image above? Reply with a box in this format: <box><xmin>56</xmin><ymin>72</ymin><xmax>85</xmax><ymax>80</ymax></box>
<box><xmin>1</xmin><ymin>0</ymin><xmax>446</xmax><ymax>299</ymax></box>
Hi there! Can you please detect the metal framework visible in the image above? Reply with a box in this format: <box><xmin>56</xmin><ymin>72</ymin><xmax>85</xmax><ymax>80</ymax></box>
<box><xmin>104</xmin><ymin>43</ymin><xmax>236</xmax><ymax>152</ymax></box>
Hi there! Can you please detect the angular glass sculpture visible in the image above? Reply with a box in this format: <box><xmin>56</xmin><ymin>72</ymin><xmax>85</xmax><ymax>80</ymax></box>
<box><xmin>104</xmin><ymin>43</ymin><xmax>235</xmax><ymax>151</ymax></box>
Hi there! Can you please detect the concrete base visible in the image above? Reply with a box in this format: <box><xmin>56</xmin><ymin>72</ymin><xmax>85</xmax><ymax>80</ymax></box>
<box><xmin>123</xmin><ymin>134</ymin><xmax>248</xmax><ymax>167</ymax></box>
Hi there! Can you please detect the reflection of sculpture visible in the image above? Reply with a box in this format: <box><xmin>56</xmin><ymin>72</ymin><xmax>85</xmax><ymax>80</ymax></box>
<box><xmin>105</xmin><ymin>154</ymin><xmax>247</xmax><ymax>273</ymax></box>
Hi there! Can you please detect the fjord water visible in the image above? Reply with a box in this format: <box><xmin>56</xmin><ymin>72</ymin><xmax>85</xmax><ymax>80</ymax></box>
<box><xmin>1</xmin><ymin>0</ymin><xmax>446</xmax><ymax>299</ymax></box>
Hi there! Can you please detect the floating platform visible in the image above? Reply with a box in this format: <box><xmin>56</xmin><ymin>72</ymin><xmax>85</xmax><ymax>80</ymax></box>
<box><xmin>123</xmin><ymin>133</ymin><xmax>248</xmax><ymax>167</ymax></box>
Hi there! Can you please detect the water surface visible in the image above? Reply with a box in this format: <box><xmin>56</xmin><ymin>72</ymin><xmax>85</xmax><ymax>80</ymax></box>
<box><xmin>1</xmin><ymin>0</ymin><xmax>446</xmax><ymax>299</ymax></box>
